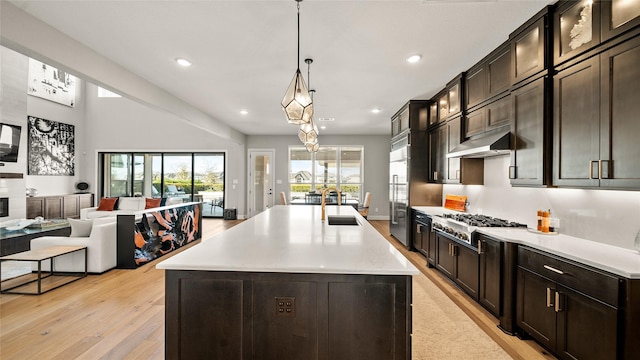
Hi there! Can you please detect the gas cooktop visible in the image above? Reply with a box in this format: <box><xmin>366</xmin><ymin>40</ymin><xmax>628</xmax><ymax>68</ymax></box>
<box><xmin>432</xmin><ymin>213</ymin><xmax>527</xmax><ymax>246</ymax></box>
<box><xmin>441</xmin><ymin>213</ymin><xmax>527</xmax><ymax>228</ymax></box>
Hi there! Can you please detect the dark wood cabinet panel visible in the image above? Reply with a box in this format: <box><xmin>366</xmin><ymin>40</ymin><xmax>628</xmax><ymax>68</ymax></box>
<box><xmin>26</xmin><ymin>194</ymin><xmax>95</xmax><ymax>219</ymax></box>
<box><xmin>429</xmin><ymin>102</ymin><xmax>438</xmax><ymax>126</ymax></box>
<box><xmin>466</xmin><ymin>41</ymin><xmax>511</xmax><ymax>111</ymax></box>
<box><xmin>510</xmin><ymin>77</ymin><xmax>550</xmax><ymax>186</ymax></box>
<box><xmin>26</xmin><ymin>197</ymin><xmax>45</xmax><ymax>218</ymax></box>
<box><xmin>599</xmin><ymin>34</ymin><xmax>640</xmax><ymax>188</ymax></box>
<box><xmin>413</xmin><ymin>211</ymin><xmax>435</xmax><ymax>267</ymax></box>
<box><xmin>465</xmin><ymin>65</ymin><xmax>486</xmax><ymax>110</ymax></box>
<box><xmin>63</xmin><ymin>195</ymin><xmax>79</xmax><ymax>218</ymax></box>
<box><xmin>435</xmin><ymin>233</ymin><xmax>479</xmax><ymax>300</ymax></box>
<box><xmin>454</xmin><ymin>243</ymin><xmax>479</xmax><ymax>300</ymax></box>
<box><xmin>165</xmin><ymin>271</ymin><xmax>411</xmax><ymax>360</ymax></box>
<box><xmin>556</xmin><ymin>285</ymin><xmax>618</xmax><ymax>360</ymax></box>
<box><xmin>44</xmin><ymin>196</ymin><xmax>63</xmax><ymax>219</ymax></box>
<box><xmin>464</xmin><ymin>94</ymin><xmax>511</xmax><ymax>139</ymax></box>
<box><xmin>446</xmin><ymin>117</ymin><xmax>462</xmax><ymax>183</ymax></box>
<box><xmin>435</xmin><ymin>235</ymin><xmax>455</xmax><ymax>278</ymax></box>
<box><xmin>553</xmin><ymin>55</ymin><xmax>601</xmax><ymax>187</ymax></box>
<box><xmin>478</xmin><ymin>235</ymin><xmax>502</xmax><ymax>317</ymax></box>
<box><xmin>601</xmin><ymin>0</ymin><xmax>640</xmax><ymax>41</ymax></box>
<box><xmin>429</xmin><ymin>123</ymin><xmax>447</xmax><ymax>183</ymax></box>
<box><xmin>554</xmin><ymin>34</ymin><xmax>640</xmax><ymax>189</ymax></box>
<box><xmin>487</xmin><ymin>44</ymin><xmax>512</xmax><ymax>97</ymax></box>
<box><xmin>510</xmin><ymin>8</ymin><xmax>550</xmax><ymax>86</ymax></box>
<box><xmin>517</xmin><ymin>245</ymin><xmax>621</xmax><ymax>360</ymax></box>
<box><xmin>429</xmin><ymin>118</ymin><xmax>483</xmax><ymax>185</ymax></box>
<box><xmin>553</xmin><ymin>0</ymin><xmax>601</xmax><ymax>66</ymax></box>
<box><xmin>516</xmin><ymin>268</ymin><xmax>557</xmax><ymax>350</ymax></box>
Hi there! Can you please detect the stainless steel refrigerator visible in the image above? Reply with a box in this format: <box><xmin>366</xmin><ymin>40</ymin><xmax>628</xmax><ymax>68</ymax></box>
<box><xmin>389</xmin><ymin>101</ymin><xmax>443</xmax><ymax>248</ymax></box>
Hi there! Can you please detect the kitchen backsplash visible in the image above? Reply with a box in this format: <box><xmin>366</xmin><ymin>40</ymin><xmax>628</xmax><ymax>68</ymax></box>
<box><xmin>443</xmin><ymin>155</ymin><xmax>640</xmax><ymax>251</ymax></box>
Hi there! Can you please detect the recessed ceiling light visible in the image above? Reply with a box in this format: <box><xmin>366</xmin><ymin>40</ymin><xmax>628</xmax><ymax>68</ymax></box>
<box><xmin>318</xmin><ymin>117</ymin><xmax>335</xmax><ymax>122</ymax></box>
<box><xmin>320</xmin><ymin>125</ymin><xmax>327</xmax><ymax>130</ymax></box>
<box><xmin>240</xmin><ymin>110</ymin><xmax>248</xmax><ymax>115</ymax></box>
<box><xmin>371</xmin><ymin>108</ymin><xmax>382</xmax><ymax>114</ymax></box>
<box><xmin>175</xmin><ymin>58</ymin><xmax>192</xmax><ymax>67</ymax></box>
<box><xmin>406</xmin><ymin>54</ymin><xmax>422</xmax><ymax>63</ymax></box>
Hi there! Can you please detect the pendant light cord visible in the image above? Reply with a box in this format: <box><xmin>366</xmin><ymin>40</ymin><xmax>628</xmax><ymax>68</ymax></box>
<box><xmin>297</xmin><ymin>1</ymin><xmax>301</xmax><ymax>71</ymax></box>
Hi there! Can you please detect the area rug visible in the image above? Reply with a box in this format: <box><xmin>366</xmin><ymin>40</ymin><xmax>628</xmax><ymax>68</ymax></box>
<box><xmin>1</xmin><ymin>261</ymin><xmax>31</xmax><ymax>281</ymax></box>
<box><xmin>412</xmin><ymin>273</ymin><xmax>512</xmax><ymax>359</ymax></box>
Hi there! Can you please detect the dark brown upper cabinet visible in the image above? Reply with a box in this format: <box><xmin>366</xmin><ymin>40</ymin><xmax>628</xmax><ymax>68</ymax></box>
<box><xmin>553</xmin><ymin>0</ymin><xmax>602</xmax><ymax>66</ymax></box>
<box><xmin>601</xmin><ymin>0</ymin><xmax>640</xmax><ymax>41</ymax></box>
<box><xmin>429</xmin><ymin>102</ymin><xmax>438</xmax><ymax>126</ymax></box>
<box><xmin>432</xmin><ymin>74</ymin><xmax>465</xmax><ymax>125</ymax></box>
<box><xmin>510</xmin><ymin>7</ymin><xmax>552</xmax><ymax>86</ymax></box>
<box><xmin>465</xmin><ymin>41</ymin><xmax>511</xmax><ymax>111</ymax></box>
<box><xmin>553</xmin><ymin>33</ymin><xmax>640</xmax><ymax>189</ymax></box>
<box><xmin>391</xmin><ymin>100</ymin><xmax>429</xmax><ymax>140</ymax></box>
<box><xmin>464</xmin><ymin>94</ymin><xmax>512</xmax><ymax>139</ymax></box>
<box><xmin>510</xmin><ymin>77</ymin><xmax>550</xmax><ymax>187</ymax></box>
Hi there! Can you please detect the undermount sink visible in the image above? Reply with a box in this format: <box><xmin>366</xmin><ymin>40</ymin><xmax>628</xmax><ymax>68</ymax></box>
<box><xmin>327</xmin><ymin>215</ymin><xmax>360</xmax><ymax>226</ymax></box>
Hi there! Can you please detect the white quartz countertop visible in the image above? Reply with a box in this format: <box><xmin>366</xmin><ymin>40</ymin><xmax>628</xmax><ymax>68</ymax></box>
<box><xmin>412</xmin><ymin>206</ymin><xmax>640</xmax><ymax>279</ymax></box>
<box><xmin>156</xmin><ymin>205</ymin><xmax>418</xmax><ymax>276</ymax></box>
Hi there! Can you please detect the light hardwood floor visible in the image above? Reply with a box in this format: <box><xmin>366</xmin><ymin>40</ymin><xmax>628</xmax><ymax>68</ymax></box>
<box><xmin>0</xmin><ymin>218</ymin><xmax>555</xmax><ymax>359</ymax></box>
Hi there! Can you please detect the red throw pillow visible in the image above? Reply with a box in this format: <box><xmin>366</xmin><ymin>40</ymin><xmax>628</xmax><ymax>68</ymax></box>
<box><xmin>96</xmin><ymin>197</ymin><xmax>118</xmax><ymax>211</ymax></box>
<box><xmin>145</xmin><ymin>198</ymin><xmax>162</xmax><ymax>209</ymax></box>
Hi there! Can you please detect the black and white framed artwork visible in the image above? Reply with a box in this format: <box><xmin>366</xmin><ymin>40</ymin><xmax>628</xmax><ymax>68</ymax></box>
<box><xmin>27</xmin><ymin>116</ymin><xmax>75</xmax><ymax>176</ymax></box>
<box><xmin>27</xmin><ymin>58</ymin><xmax>77</xmax><ymax>107</ymax></box>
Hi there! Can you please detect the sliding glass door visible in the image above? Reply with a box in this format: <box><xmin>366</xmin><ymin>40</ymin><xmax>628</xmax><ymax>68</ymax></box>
<box><xmin>100</xmin><ymin>152</ymin><xmax>225</xmax><ymax>218</ymax></box>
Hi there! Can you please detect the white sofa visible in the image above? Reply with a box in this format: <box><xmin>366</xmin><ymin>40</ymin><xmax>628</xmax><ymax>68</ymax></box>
<box><xmin>30</xmin><ymin>218</ymin><xmax>117</xmax><ymax>273</ymax></box>
<box><xmin>81</xmin><ymin>196</ymin><xmax>184</xmax><ymax>219</ymax></box>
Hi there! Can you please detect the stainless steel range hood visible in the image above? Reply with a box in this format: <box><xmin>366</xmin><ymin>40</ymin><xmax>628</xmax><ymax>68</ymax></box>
<box><xmin>446</xmin><ymin>131</ymin><xmax>511</xmax><ymax>158</ymax></box>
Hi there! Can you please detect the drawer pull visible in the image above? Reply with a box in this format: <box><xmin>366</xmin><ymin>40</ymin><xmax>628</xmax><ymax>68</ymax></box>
<box><xmin>543</xmin><ymin>265</ymin><xmax>564</xmax><ymax>275</ymax></box>
<box><xmin>546</xmin><ymin>287</ymin><xmax>554</xmax><ymax>308</ymax></box>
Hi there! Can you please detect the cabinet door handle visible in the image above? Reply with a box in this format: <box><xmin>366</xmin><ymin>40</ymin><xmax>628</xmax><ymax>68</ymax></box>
<box><xmin>555</xmin><ymin>292</ymin><xmax>563</xmax><ymax>312</ymax></box>
<box><xmin>448</xmin><ymin>243</ymin><xmax>452</xmax><ymax>256</ymax></box>
<box><xmin>543</xmin><ymin>265</ymin><xmax>564</xmax><ymax>275</ymax></box>
<box><xmin>589</xmin><ymin>160</ymin><xmax>599</xmax><ymax>179</ymax></box>
<box><xmin>452</xmin><ymin>244</ymin><xmax>458</xmax><ymax>256</ymax></box>
<box><xmin>417</xmin><ymin>224</ymin><xmax>422</xmax><ymax>234</ymax></box>
<box><xmin>508</xmin><ymin>165</ymin><xmax>516</xmax><ymax>179</ymax></box>
<box><xmin>546</xmin><ymin>287</ymin><xmax>554</xmax><ymax>308</ymax></box>
<box><xmin>434</xmin><ymin>171</ymin><xmax>439</xmax><ymax>181</ymax></box>
<box><xmin>456</xmin><ymin>169</ymin><xmax>460</xmax><ymax>180</ymax></box>
<box><xmin>601</xmin><ymin>159</ymin><xmax>610</xmax><ymax>179</ymax></box>
<box><xmin>477</xmin><ymin>241</ymin><xmax>484</xmax><ymax>254</ymax></box>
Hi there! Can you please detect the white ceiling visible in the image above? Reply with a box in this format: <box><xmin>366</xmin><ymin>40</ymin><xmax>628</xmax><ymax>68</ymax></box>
<box><xmin>10</xmin><ymin>0</ymin><xmax>554</xmax><ymax>136</ymax></box>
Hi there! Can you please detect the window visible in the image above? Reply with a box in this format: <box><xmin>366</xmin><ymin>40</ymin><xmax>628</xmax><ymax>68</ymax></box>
<box><xmin>288</xmin><ymin>146</ymin><xmax>364</xmax><ymax>202</ymax></box>
<box><xmin>99</xmin><ymin>152</ymin><xmax>225</xmax><ymax>217</ymax></box>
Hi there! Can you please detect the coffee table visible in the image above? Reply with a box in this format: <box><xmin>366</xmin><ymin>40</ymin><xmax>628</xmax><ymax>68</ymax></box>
<box><xmin>0</xmin><ymin>220</ymin><xmax>71</xmax><ymax>256</ymax></box>
<box><xmin>0</xmin><ymin>245</ymin><xmax>87</xmax><ymax>295</ymax></box>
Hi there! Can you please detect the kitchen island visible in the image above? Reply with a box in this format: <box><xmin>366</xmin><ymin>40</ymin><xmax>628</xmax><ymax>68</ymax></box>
<box><xmin>156</xmin><ymin>205</ymin><xmax>418</xmax><ymax>360</ymax></box>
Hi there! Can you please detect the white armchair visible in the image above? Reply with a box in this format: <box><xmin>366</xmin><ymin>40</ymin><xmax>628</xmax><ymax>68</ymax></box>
<box><xmin>30</xmin><ymin>218</ymin><xmax>117</xmax><ymax>274</ymax></box>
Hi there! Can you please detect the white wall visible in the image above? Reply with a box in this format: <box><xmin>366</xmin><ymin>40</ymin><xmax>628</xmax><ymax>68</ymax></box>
<box><xmin>246</xmin><ymin>135</ymin><xmax>390</xmax><ymax>220</ymax></box>
<box><xmin>444</xmin><ymin>155</ymin><xmax>640</xmax><ymax>251</ymax></box>
<box><xmin>1</xmin><ymin>46</ymin><xmax>85</xmax><ymax>220</ymax></box>
<box><xmin>83</xmin><ymin>83</ymin><xmax>247</xmax><ymax>217</ymax></box>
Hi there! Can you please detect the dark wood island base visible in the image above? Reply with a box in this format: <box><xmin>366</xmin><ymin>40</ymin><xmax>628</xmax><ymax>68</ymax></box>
<box><xmin>164</xmin><ymin>270</ymin><xmax>412</xmax><ymax>360</ymax></box>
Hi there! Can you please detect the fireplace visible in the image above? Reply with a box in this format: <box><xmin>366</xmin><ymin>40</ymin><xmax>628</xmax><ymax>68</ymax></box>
<box><xmin>0</xmin><ymin>197</ymin><xmax>8</xmax><ymax>217</ymax></box>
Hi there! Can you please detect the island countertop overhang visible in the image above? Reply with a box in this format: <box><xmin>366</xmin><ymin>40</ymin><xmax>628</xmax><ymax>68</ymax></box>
<box><xmin>156</xmin><ymin>205</ymin><xmax>418</xmax><ymax>276</ymax></box>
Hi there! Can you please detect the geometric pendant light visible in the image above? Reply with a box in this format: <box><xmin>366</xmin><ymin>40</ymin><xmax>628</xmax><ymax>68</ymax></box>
<box><xmin>298</xmin><ymin>58</ymin><xmax>319</xmax><ymax>151</ymax></box>
<box><xmin>281</xmin><ymin>0</ymin><xmax>313</xmax><ymax>125</ymax></box>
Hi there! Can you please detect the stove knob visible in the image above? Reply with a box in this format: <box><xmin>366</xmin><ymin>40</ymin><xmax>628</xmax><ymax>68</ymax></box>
<box><xmin>461</xmin><ymin>233</ymin><xmax>468</xmax><ymax>240</ymax></box>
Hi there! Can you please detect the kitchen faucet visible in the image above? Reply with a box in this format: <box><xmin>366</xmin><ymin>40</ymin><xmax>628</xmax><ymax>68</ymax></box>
<box><xmin>321</xmin><ymin>187</ymin><xmax>341</xmax><ymax>221</ymax></box>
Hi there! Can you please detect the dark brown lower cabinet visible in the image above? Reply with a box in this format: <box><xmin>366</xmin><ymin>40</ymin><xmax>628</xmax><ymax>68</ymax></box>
<box><xmin>26</xmin><ymin>193</ymin><xmax>94</xmax><ymax>219</ymax></box>
<box><xmin>413</xmin><ymin>211</ymin><xmax>435</xmax><ymax>267</ymax></box>
<box><xmin>164</xmin><ymin>270</ymin><xmax>411</xmax><ymax>360</ymax></box>
<box><xmin>516</xmin><ymin>246</ymin><xmax>619</xmax><ymax>360</ymax></box>
<box><xmin>435</xmin><ymin>233</ymin><xmax>479</xmax><ymax>300</ymax></box>
<box><xmin>478</xmin><ymin>235</ymin><xmax>502</xmax><ymax>317</ymax></box>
